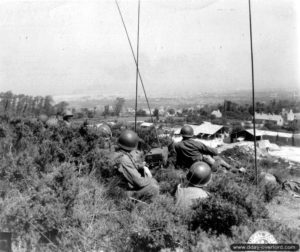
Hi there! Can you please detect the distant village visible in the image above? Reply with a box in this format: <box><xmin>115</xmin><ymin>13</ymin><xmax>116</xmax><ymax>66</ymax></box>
<box><xmin>90</xmin><ymin>98</ymin><xmax>300</xmax><ymax>149</ymax></box>
<box><xmin>1</xmin><ymin>91</ymin><xmax>300</xmax><ymax>148</ymax></box>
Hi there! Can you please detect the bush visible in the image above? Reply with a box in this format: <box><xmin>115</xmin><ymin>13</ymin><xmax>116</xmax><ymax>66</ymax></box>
<box><xmin>1</xmin><ymin>117</ymin><xmax>299</xmax><ymax>251</ymax></box>
<box><xmin>208</xmin><ymin>174</ymin><xmax>268</xmax><ymax>220</ymax></box>
<box><xmin>259</xmin><ymin>180</ymin><xmax>280</xmax><ymax>203</ymax></box>
<box><xmin>153</xmin><ymin>168</ymin><xmax>184</xmax><ymax>195</ymax></box>
<box><xmin>126</xmin><ymin>195</ymin><xmax>187</xmax><ymax>251</ymax></box>
<box><xmin>189</xmin><ymin>195</ymin><xmax>247</xmax><ymax>236</ymax></box>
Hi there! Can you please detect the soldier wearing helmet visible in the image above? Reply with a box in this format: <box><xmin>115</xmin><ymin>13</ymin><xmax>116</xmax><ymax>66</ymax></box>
<box><xmin>115</xmin><ymin>129</ymin><xmax>159</xmax><ymax>202</ymax></box>
<box><xmin>62</xmin><ymin>110</ymin><xmax>73</xmax><ymax>127</ymax></box>
<box><xmin>38</xmin><ymin>114</ymin><xmax>48</xmax><ymax>124</ymax></box>
<box><xmin>175</xmin><ymin>161</ymin><xmax>211</xmax><ymax>209</ymax></box>
<box><xmin>173</xmin><ymin>125</ymin><xmax>231</xmax><ymax>171</ymax></box>
<box><xmin>98</xmin><ymin>124</ymin><xmax>112</xmax><ymax>139</ymax></box>
<box><xmin>97</xmin><ymin>123</ymin><xmax>113</xmax><ymax>150</ymax></box>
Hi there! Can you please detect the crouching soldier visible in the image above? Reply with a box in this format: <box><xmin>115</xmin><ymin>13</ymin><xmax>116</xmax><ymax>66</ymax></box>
<box><xmin>116</xmin><ymin>129</ymin><xmax>159</xmax><ymax>202</ymax></box>
<box><xmin>174</xmin><ymin>125</ymin><xmax>232</xmax><ymax>171</ymax></box>
<box><xmin>98</xmin><ymin>124</ymin><xmax>113</xmax><ymax>150</ymax></box>
<box><xmin>175</xmin><ymin>161</ymin><xmax>211</xmax><ymax>209</ymax></box>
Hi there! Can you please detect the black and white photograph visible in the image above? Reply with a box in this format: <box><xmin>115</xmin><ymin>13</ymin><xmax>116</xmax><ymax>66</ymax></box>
<box><xmin>0</xmin><ymin>0</ymin><xmax>299</xmax><ymax>251</ymax></box>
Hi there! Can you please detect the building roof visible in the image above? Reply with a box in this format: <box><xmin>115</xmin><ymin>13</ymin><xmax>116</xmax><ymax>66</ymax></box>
<box><xmin>174</xmin><ymin>122</ymin><xmax>224</xmax><ymax>136</ymax></box>
<box><xmin>140</xmin><ymin>122</ymin><xmax>154</xmax><ymax>127</ymax></box>
<box><xmin>197</xmin><ymin>122</ymin><xmax>224</xmax><ymax>135</ymax></box>
<box><xmin>245</xmin><ymin>129</ymin><xmax>264</xmax><ymax>137</ymax></box>
<box><xmin>243</xmin><ymin>129</ymin><xmax>293</xmax><ymax>138</ymax></box>
<box><xmin>258</xmin><ymin>130</ymin><xmax>293</xmax><ymax>138</ymax></box>
<box><xmin>255</xmin><ymin>113</ymin><xmax>283</xmax><ymax>122</ymax></box>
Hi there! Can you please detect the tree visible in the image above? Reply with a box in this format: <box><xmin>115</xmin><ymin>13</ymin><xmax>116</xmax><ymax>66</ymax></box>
<box><xmin>87</xmin><ymin>110</ymin><xmax>94</xmax><ymax>118</ymax></box>
<box><xmin>0</xmin><ymin>91</ymin><xmax>13</xmax><ymax>113</ymax></box>
<box><xmin>44</xmin><ymin>95</ymin><xmax>54</xmax><ymax>115</ymax></box>
<box><xmin>168</xmin><ymin>108</ymin><xmax>175</xmax><ymax>115</ymax></box>
<box><xmin>136</xmin><ymin>109</ymin><xmax>147</xmax><ymax>117</ymax></box>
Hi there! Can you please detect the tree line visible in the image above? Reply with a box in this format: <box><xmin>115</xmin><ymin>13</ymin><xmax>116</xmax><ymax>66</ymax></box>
<box><xmin>0</xmin><ymin>91</ymin><xmax>69</xmax><ymax>117</ymax></box>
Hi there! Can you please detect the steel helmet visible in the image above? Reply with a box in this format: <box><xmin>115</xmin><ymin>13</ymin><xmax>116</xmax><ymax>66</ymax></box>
<box><xmin>117</xmin><ymin>130</ymin><xmax>139</xmax><ymax>151</ymax></box>
<box><xmin>63</xmin><ymin>110</ymin><xmax>73</xmax><ymax>119</ymax></box>
<box><xmin>46</xmin><ymin>117</ymin><xmax>59</xmax><ymax>127</ymax></box>
<box><xmin>98</xmin><ymin>124</ymin><xmax>112</xmax><ymax>138</ymax></box>
<box><xmin>260</xmin><ymin>172</ymin><xmax>277</xmax><ymax>185</ymax></box>
<box><xmin>180</xmin><ymin>125</ymin><xmax>194</xmax><ymax>138</ymax></box>
<box><xmin>187</xmin><ymin>161</ymin><xmax>212</xmax><ymax>187</ymax></box>
<box><xmin>38</xmin><ymin>114</ymin><xmax>48</xmax><ymax>123</ymax></box>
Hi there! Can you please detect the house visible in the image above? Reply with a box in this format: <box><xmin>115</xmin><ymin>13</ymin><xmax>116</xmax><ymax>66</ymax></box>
<box><xmin>175</xmin><ymin>109</ymin><xmax>183</xmax><ymax>115</ymax></box>
<box><xmin>287</xmin><ymin>110</ymin><xmax>295</xmax><ymax>122</ymax></box>
<box><xmin>255</xmin><ymin>112</ymin><xmax>284</xmax><ymax>126</ymax></box>
<box><xmin>174</xmin><ymin>122</ymin><xmax>225</xmax><ymax>139</ymax></box>
<box><xmin>231</xmin><ymin>129</ymin><xmax>300</xmax><ymax>146</ymax></box>
<box><xmin>140</xmin><ymin>122</ymin><xmax>154</xmax><ymax>128</ymax></box>
<box><xmin>196</xmin><ymin>122</ymin><xmax>225</xmax><ymax>139</ymax></box>
<box><xmin>104</xmin><ymin>105</ymin><xmax>114</xmax><ymax>114</ymax></box>
<box><xmin>294</xmin><ymin>113</ymin><xmax>300</xmax><ymax>128</ymax></box>
<box><xmin>211</xmin><ymin>110</ymin><xmax>222</xmax><ymax>118</ymax></box>
<box><xmin>230</xmin><ymin>129</ymin><xmax>263</xmax><ymax>142</ymax></box>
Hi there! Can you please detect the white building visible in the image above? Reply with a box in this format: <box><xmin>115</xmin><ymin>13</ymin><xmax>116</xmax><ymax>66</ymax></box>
<box><xmin>211</xmin><ymin>109</ymin><xmax>222</xmax><ymax>118</ymax></box>
<box><xmin>287</xmin><ymin>110</ymin><xmax>295</xmax><ymax>121</ymax></box>
<box><xmin>140</xmin><ymin>122</ymin><xmax>154</xmax><ymax>128</ymax></box>
<box><xmin>255</xmin><ymin>112</ymin><xmax>284</xmax><ymax>126</ymax></box>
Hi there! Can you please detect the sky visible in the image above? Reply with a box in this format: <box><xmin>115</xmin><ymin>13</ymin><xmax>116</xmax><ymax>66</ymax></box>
<box><xmin>0</xmin><ymin>0</ymin><xmax>299</xmax><ymax>97</ymax></box>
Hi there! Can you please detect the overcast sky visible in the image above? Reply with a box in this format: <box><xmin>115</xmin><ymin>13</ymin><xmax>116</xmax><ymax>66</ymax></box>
<box><xmin>0</xmin><ymin>0</ymin><xmax>299</xmax><ymax>97</ymax></box>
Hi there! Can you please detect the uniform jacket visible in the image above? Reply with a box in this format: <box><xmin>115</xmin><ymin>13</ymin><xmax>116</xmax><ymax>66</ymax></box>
<box><xmin>116</xmin><ymin>150</ymin><xmax>152</xmax><ymax>190</ymax></box>
<box><xmin>175</xmin><ymin>184</ymin><xmax>209</xmax><ymax>209</ymax></box>
<box><xmin>174</xmin><ymin>138</ymin><xmax>218</xmax><ymax>168</ymax></box>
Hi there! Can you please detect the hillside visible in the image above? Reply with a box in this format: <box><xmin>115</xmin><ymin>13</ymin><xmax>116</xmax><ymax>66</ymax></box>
<box><xmin>0</xmin><ymin>118</ymin><xmax>299</xmax><ymax>251</ymax></box>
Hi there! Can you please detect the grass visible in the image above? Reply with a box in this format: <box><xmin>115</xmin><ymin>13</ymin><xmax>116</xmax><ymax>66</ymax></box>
<box><xmin>1</xmin><ymin>117</ymin><xmax>300</xmax><ymax>251</ymax></box>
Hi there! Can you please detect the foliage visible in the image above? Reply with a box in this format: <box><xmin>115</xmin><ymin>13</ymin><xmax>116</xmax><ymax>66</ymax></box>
<box><xmin>189</xmin><ymin>195</ymin><xmax>247</xmax><ymax>236</ymax></box>
<box><xmin>0</xmin><ymin>116</ymin><xmax>299</xmax><ymax>251</ymax></box>
<box><xmin>0</xmin><ymin>91</ymin><xmax>66</xmax><ymax>117</ymax></box>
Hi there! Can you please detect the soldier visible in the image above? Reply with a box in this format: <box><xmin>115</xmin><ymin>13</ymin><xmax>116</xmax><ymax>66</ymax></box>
<box><xmin>98</xmin><ymin>124</ymin><xmax>113</xmax><ymax>150</ymax></box>
<box><xmin>173</xmin><ymin>125</ymin><xmax>232</xmax><ymax>171</ymax></box>
<box><xmin>46</xmin><ymin>116</ymin><xmax>59</xmax><ymax>128</ymax></box>
<box><xmin>38</xmin><ymin>114</ymin><xmax>48</xmax><ymax>124</ymax></box>
<box><xmin>175</xmin><ymin>161</ymin><xmax>211</xmax><ymax>209</ymax></box>
<box><xmin>62</xmin><ymin>110</ymin><xmax>73</xmax><ymax>127</ymax></box>
<box><xmin>115</xmin><ymin>129</ymin><xmax>159</xmax><ymax>202</ymax></box>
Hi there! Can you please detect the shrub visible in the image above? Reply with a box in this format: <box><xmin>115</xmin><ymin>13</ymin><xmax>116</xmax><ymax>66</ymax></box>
<box><xmin>126</xmin><ymin>195</ymin><xmax>187</xmax><ymax>251</ymax></box>
<box><xmin>208</xmin><ymin>174</ymin><xmax>268</xmax><ymax>220</ymax></box>
<box><xmin>1</xmin><ymin>117</ymin><xmax>299</xmax><ymax>251</ymax></box>
<box><xmin>189</xmin><ymin>195</ymin><xmax>247</xmax><ymax>236</ymax></box>
<box><xmin>153</xmin><ymin>168</ymin><xmax>184</xmax><ymax>195</ymax></box>
<box><xmin>259</xmin><ymin>180</ymin><xmax>280</xmax><ymax>203</ymax></box>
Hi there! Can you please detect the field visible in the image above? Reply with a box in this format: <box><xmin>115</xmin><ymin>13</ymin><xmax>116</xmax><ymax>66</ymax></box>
<box><xmin>0</xmin><ymin>117</ymin><xmax>300</xmax><ymax>252</ymax></box>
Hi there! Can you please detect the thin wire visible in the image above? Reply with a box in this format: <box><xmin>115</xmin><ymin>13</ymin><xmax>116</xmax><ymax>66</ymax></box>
<box><xmin>114</xmin><ymin>0</ymin><xmax>161</xmax><ymax>146</ymax></box>
<box><xmin>248</xmin><ymin>0</ymin><xmax>258</xmax><ymax>187</ymax></box>
<box><xmin>135</xmin><ymin>0</ymin><xmax>140</xmax><ymax>132</ymax></box>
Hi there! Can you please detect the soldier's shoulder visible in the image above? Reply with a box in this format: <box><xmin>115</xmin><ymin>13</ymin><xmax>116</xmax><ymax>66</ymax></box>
<box><xmin>109</xmin><ymin>151</ymin><xmax>126</xmax><ymax>164</ymax></box>
<box><xmin>190</xmin><ymin>139</ymin><xmax>204</xmax><ymax>146</ymax></box>
<box><xmin>115</xmin><ymin>151</ymin><xmax>131</xmax><ymax>163</ymax></box>
<box><xmin>174</xmin><ymin>141</ymin><xmax>182</xmax><ymax>148</ymax></box>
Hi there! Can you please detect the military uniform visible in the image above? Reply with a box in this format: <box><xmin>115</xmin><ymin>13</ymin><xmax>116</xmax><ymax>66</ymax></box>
<box><xmin>174</xmin><ymin>138</ymin><xmax>218</xmax><ymax>168</ymax></box>
<box><xmin>116</xmin><ymin>149</ymin><xmax>159</xmax><ymax>201</ymax></box>
<box><xmin>175</xmin><ymin>184</ymin><xmax>209</xmax><ymax>209</ymax></box>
